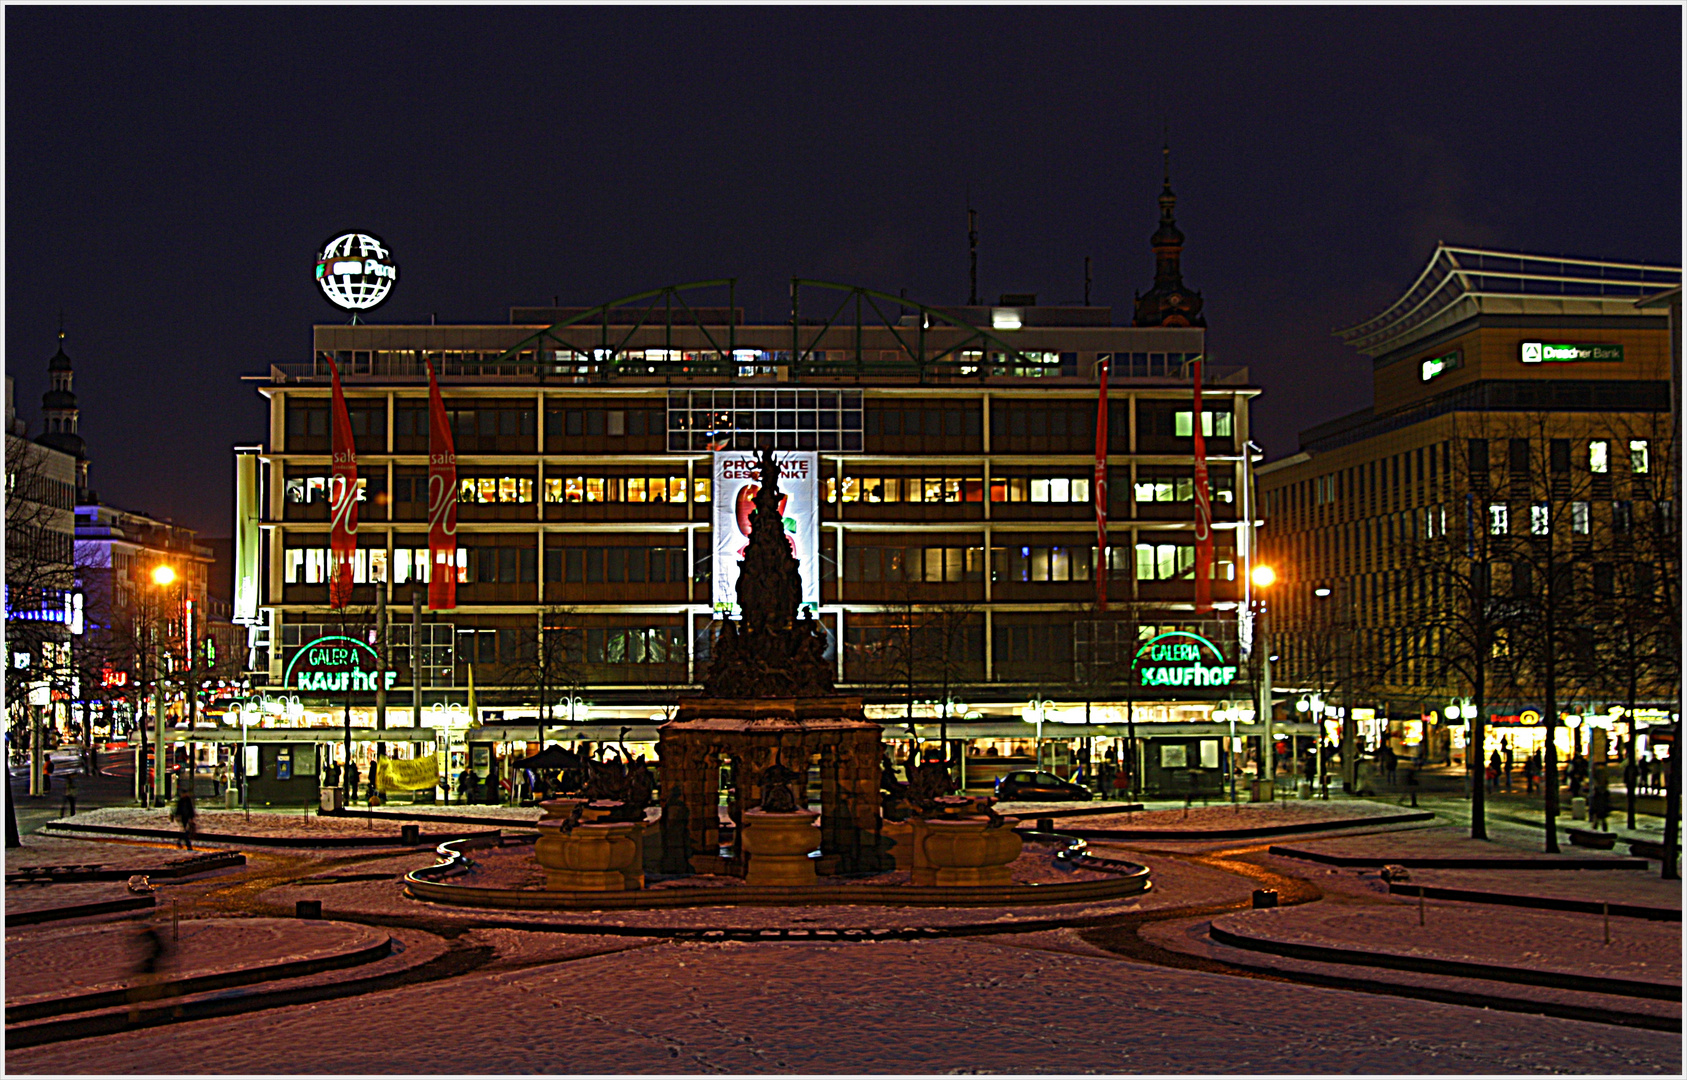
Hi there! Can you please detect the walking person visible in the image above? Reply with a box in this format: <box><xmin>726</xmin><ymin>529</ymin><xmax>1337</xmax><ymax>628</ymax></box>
<box><xmin>1524</xmin><ymin>751</ymin><xmax>1539</xmax><ymax>795</ymax></box>
<box><xmin>345</xmin><ymin>760</ymin><xmax>360</xmax><ymax>804</ymax></box>
<box><xmin>127</xmin><ymin>921</ymin><xmax>170</xmax><ymax>1023</ymax></box>
<box><xmin>1488</xmin><ymin>749</ymin><xmax>1503</xmax><ymax>795</ymax></box>
<box><xmin>1588</xmin><ymin>783</ymin><xmax>1612</xmax><ymax>832</ymax></box>
<box><xmin>170</xmin><ymin>789</ymin><xmax>197</xmax><ymax>850</ymax></box>
<box><xmin>59</xmin><ymin>772</ymin><xmax>77</xmax><ymax>818</ymax></box>
<box><xmin>1502</xmin><ymin>740</ymin><xmax>1514</xmax><ymax>792</ymax></box>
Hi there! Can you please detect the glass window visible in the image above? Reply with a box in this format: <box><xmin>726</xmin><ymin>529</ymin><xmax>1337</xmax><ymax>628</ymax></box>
<box><xmin>694</xmin><ymin>477</ymin><xmax>711</xmax><ymax>502</ymax></box>
<box><xmin>1589</xmin><ymin>440</ymin><xmax>1609</xmax><ymax>474</ymax></box>
<box><xmin>1630</xmin><ymin>440</ymin><xmax>1650</xmax><ymax>474</ymax></box>
<box><xmin>1071</xmin><ymin>477</ymin><xmax>1090</xmax><ymax>503</ymax></box>
<box><xmin>1530</xmin><ymin>503</ymin><xmax>1550</xmax><ymax>536</ymax></box>
<box><xmin>499</xmin><ymin>477</ymin><xmax>518</xmax><ymax>503</ymax></box>
<box><xmin>627</xmin><ymin>477</ymin><xmax>646</xmax><ymax>503</ymax></box>
<box><xmin>1571</xmin><ymin>501</ymin><xmax>1590</xmax><ymax>535</ymax></box>
<box><xmin>1030</xmin><ymin>479</ymin><xmax>1050</xmax><ymax>503</ymax></box>
<box><xmin>1488</xmin><ymin>503</ymin><xmax>1508</xmax><ymax>535</ymax></box>
<box><xmin>544</xmin><ymin>478</ymin><xmax>563</xmax><ymax>503</ymax></box>
<box><xmin>565</xmin><ymin>476</ymin><xmax>584</xmax><ymax>502</ymax></box>
<box><xmin>585</xmin><ymin>478</ymin><xmax>604</xmax><ymax>503</ymax></box>
<box><xmin>1049</xmin><ymin>478</ymin><xmax>1070</xmax><ymax>503</ymax></box>
<box><xmin>478</xmin><ymin>477</ymin><xmax>497</xmax><ymax>503</ymax></box>
<box><xmin>1008</xmin><ymin>477</ymin><xmax>1029</xmax><ymax>502</ymax></box>
<box><xmin>842</xmin><ymin>477</ymin><xmax>860</xmax><ymax>502</ymax></box>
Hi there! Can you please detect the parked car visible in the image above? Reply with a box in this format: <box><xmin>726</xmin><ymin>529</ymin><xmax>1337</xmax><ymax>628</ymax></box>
<box><xmin>994</xmin><ymin>770</ymin><xmax>1092</xmax><ymax>802</ymax></box>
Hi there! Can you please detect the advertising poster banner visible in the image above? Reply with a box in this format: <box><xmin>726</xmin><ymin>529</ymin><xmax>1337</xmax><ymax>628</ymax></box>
<box><xmin>712</xmin><ymin>451</ymin><xmax>819</xmax><ymax>617</ymax></box>
<box><xmin>327</xmin><ymin>358</ymin><xmax>358</xmax><ymax>609</ymax></box>
<box><xmin>426</xmin><ymin>361</ymin><xmax>458</xmax><ymax>610</ymax></box>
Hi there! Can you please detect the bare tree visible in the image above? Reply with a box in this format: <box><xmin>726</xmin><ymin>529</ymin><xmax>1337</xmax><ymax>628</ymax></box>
<box><xmin>505</xmin><ymin>606</ymin><xmax>588</xmax><ymax>742</ymax></box>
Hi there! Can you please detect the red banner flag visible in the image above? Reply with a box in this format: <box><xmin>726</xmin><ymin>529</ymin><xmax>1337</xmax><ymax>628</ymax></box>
<box><xmin>1192</xmin><ymin>356</ymin><xmax>1213</xmax><ymax>614</ymax></box>
<box><xmin>426</xmin><ymin>361</ymin><xmax>458</xmax><ymax>610</ymax></box>
<box><xmin>1094</xmin><ymin>357</ymin><xmax>1110</xmax><ymax>613</ymax></box>
<box><xmin>327</xmin><ymin>358</ymin><xmax>358</xmax><ymax>609</ymax></box>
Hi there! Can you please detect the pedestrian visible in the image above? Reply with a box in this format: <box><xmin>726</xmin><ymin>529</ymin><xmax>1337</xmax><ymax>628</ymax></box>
<box><xmin>128</xmin><ymin>921</ymin><xmax>170</xmax><ymax>1023</ymax></box>
<box><xmin>324</xmin><ymin>760</ymin><xmax>340</xmax><ymax>790</ymax></box>
<box><xmin>1502</xmin><ymin>741</ymin><xmax>1513</xmax><ymax>792</ymax></box>
<box><xmin>1523</xmin><ymin>752</ymin><xmax>1538</xmax><ymax>795</ymax></box>
<box><xmin>457</xmin><ymin>767</ymin><xmax>474</xmax><ymax>804</ymax></box>
<box><xmin>170</xmin><ymin>790</ymin><xmax>197</xmax><ymax>850</ymax></box>
<box><xmin>1488</xmin><ymin>750</ymin><xmax>1502</xmax><ymax>794</ymax></box>
<box><xmin>1588</xmin><ymin>783</ymin><xmax>1612</xmax><ymax>832</ymax></box>
<box><xmin>1569</xmin><ymin>752</ymin><xmax>1587</xmax><ymax>799</ymax></box>
<box><xmin>60</xmin><ymin>772</ymin><xmax>77</xmax><ymax>818</ymax></box>
<box><xmin>345</xmin><ymin>760</ymin><xmax>360</xmax><ymax>804</ymax></box>
<box><xmin>40</xmin><ymin>753</ymin><xmax>52</xmax><ymax>797</ymax></box>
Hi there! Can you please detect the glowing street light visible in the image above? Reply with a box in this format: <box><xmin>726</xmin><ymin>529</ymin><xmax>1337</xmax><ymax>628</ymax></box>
<box><xmin>152</xmin><ymin>564</ymin><xmax>177</xmax><ymax>586</ymax></box>
<box><xmin>1250</xmin><ymin>564</ymin><xmax>1277</xmax><ymax>590</ymax></box>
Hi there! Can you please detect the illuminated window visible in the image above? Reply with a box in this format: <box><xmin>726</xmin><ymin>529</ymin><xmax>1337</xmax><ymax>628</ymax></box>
<box><xmin>1630</xmin><ymin>440</ymin><xmax>1650</xmax><ymax>474</ymax></box>
<box><xmin>305</xmin><ymin>548</ymin><xmax>326</xmax><ymax>584</ymax></box>
<box><xmin>544</xmin><ymin>478</ymin><xmax>563</xmax><ymax>503</ymax></box>
<box><xmin>585</xmin><ymin>478</ymin><xmax>604</xmax><ymax>503</ymax></box>
<box><xmin>841</xmin><ymin>477</ymin><xmax>859</xmax><ymax>502</ymax></box>
<box><xmin>627</xmin><ymin>477</ymin><xmax>646</xmax><ymax>503</ymax></box>
<box><xmin>1488</xmin><ymin>503</ymin><xmax>1508</xmax><ymax>535</ymax></box>
<box><xmin>564</xmin><ymin>476</ymin><xmax>583</xmax><ymax>502</ymax></box>
<box><xmin>1571</xmin><ymin>501</ymin><xmax>1589</xmax><ymax>535</ymax></box>
<box><xmin>1173</xmin><ymin>411</ymin><xmax>1233</xmax><ymax>437</ymax></box>
<box><xmin>1530</xmin><ymin>503</ymin><xmax>1550</xmax><ymax>536</ymax></box>
<box><xmin>1589</xmin><ymin>440</ymin><xmax>1609</xmax><ymax>474</ymax></box>
<box><xmin>499</xmin><ymin>477</ymin><xmax>517</xmax><ymax>503</ymax></box>
<box><xmin>693</xmin><ymin>477</ymin><xmax>710</xmax><ymax>502</ymax></box>
<box><xmin>478</xmin><ymin>478</ymin><xmax>497</xmax><ymax>503</ymax></box>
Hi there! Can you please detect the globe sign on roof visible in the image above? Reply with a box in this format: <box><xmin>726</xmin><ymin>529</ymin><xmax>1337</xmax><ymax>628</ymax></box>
<box><xmin>315</xmin><ymin>232</ymin><xmax>398</xmax><ymax>311</ymax></box>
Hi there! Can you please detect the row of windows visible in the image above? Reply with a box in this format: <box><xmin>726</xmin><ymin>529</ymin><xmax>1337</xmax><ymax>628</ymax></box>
<box><xmin>448</xmin><ymin>625</ymin><xmax>685</xmax><ymax>666</ymax></box>
<box><xmin>545</xmin><ymin>546</ymin><xmax>691</xmax><ymax>584</ymax></box>
<box><xmin>841</xmin><ymin>544</ymin><xmax>1236</xmax><ymax>584</ymax></box>
<box><xmin>1280</xmin><ymin>437</ymin><xmax>1657</xmax><ymax>521</ymax></box>
<box><xmin>295</xmin><ymin>469</ymin><xmax>1236</xmax><ymax>512</ymax></box>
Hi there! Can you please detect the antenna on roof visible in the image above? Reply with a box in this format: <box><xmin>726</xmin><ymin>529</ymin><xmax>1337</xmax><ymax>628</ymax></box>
<box><xmin>967</xmin><ymin>191</ymin><xmax>979</xmax><ymax>306</ymax></box>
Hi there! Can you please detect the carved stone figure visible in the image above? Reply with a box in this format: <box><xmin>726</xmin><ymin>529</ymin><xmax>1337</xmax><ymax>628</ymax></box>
<box><xmin>757</xmin><ymin>756</ymin><xmax>806</xmax><ymax>813</ymax></box>
<box><xmin>703</xmin><ymin>446</ymin><xmax>835</xmax><ymax>700</ymax></box>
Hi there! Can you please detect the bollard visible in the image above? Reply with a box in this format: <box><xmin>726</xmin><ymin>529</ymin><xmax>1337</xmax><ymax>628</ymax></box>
<box><xmin>1251</xmin><ymin>889</ymin><xmax>1278</xmax><ymax>909</ymax></box>
<box><xmin>296</xmin><ymin>899</ymin><xmax>322</xmax><ymax>920</ymax></box>
<box><xmin>401</xmin><ymin>824</ymin><xmax>420</xmax><ymax>846</ymax></box>
<box><xmin>1036</xmin><ymin>818</ymin><xmax>1054</xmax><ymax>833</ymax></box>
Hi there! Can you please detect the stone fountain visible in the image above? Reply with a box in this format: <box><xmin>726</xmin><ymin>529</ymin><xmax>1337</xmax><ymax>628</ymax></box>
<box><xmin>658</xmin><ymin>446</ymin><xmax>887</xmax><ymax>877</ymax></box>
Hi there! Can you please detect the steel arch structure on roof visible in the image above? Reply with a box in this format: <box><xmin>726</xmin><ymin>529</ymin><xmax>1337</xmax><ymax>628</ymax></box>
<box><xmin>488</xmin><ymin>278</ymin><xmax>1061</xmax><ymax>381</ymax></box>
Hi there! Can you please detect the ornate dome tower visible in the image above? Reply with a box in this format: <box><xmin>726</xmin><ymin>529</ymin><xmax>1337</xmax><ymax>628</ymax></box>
<box><xmin>1132</xmin><ymin>144</ymin><xmax>1206</xmax><ymax>328</ymax></box>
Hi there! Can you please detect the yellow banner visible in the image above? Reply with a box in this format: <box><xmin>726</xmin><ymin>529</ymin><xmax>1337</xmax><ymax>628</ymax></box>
<box><xmin>375</xmin><ymin>755</ymin><xmax>439</xmax><ymax>793</ymax></box>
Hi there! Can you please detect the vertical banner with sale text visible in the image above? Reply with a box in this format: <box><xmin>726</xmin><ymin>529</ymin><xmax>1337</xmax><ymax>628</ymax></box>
<box><xmin>426</xmin><ymin>361</ymin><xmax>458</xmax><ymax>610</ymax></box>
<box><xmin>327</xmin><ymin>359</ymin><xmax>358</xmax><ymax>609</ymax></box>
<box><xmin>1192</xmin><ymin>357</ymin><xmax>1213</xmax><ymax>614</ymax></box>
<box><xmin>711</xmin><ymin>451</ymin><xmax>819</xmax><ymax>617</ymax></box>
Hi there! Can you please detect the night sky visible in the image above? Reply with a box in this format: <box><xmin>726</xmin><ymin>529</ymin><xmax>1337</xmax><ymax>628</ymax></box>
<box><xmin>7</xmin><ymin>7</ymin><xmax>1680</xmax><ymax>539</ymax></box>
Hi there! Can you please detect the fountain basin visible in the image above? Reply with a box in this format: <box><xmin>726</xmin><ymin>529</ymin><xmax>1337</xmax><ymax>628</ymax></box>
<box><xmin>535</xmin><ymin>821</ymin><xmax>646</xmax><ymax>891</ymax></box>
<box><xmin>741</xmin><ymin>809</ymin><xmax>820</xmax><ymax>887</ymax></box>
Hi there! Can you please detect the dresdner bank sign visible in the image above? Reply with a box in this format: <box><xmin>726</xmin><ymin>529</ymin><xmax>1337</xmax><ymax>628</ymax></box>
<box><xmin>283</xmin><ymin>635</ymin><xmax>399</xmax><ymax>693</ymax></box>
<box><xmin>1136</xmin><ymin>631</ymin><xmax>1238</xmax><ymax>688</ymax></box>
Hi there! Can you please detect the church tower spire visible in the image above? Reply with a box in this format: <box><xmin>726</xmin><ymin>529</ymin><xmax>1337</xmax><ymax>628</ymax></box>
<box><xmin>37</xmin><ymin>315</ymin><xmax>89</xmax><ymax>499</ymax></box>
<box><xmin>1131</xmin><ymin>140</ymin><xmax>1205</xmax><ymax>328</ymax></box>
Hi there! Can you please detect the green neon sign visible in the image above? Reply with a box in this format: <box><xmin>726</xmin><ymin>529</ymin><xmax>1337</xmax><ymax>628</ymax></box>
<box><xmin>1520</xmin><ymin>342</ymin><xmax>1622</xmax><ymax>364</ymax></box>
<box><xmin>1135</xmin><ymin>631</ymin><xmax>1238</xmax><ymax>688</ymax></box>
<box><xmin>1420</xmin><ymin>350</ymin><xmax>1462</xmax><ymax>382</ymax></box>
<box><xmin>283</xmin><ymin>635</ymin><xmax>398</xmax><ymax>693</ymax></box>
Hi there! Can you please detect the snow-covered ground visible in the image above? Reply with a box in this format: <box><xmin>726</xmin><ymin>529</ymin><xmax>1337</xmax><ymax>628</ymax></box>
<box><xmin>8</xmin><ymin>935</ymin><xmax>1679</xmax><ymax>1074</ymax></box>
<box><xmin>1272</xmin><ymin>824</ymin><xmax>1648</xmax><ymax>863</ymax></box>
<box><xmin>1050</xmin><ymin>798</ymin><xmax>1416</xmax><ymax>832</ymax></box>
<box><xmin>6</xmin><ymin>917</ymin><xmax>386</xmax><ymax>1005</ymax></box>
<box><xmin>48</xmin><ymin>806</ymin><xmax>497</xmax><ymax>841</ymax></box>
<box><xmin>1212</xmin><ymin>901</ymin><xmax>1679</xmax><ymax>986</ymax></box>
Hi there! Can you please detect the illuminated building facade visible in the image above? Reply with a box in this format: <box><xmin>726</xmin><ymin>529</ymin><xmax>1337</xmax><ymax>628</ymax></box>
<box><xmin>1258</xmin><ymin>247</ymin><xmax>1680</xmax><ymax>766</ymax></box>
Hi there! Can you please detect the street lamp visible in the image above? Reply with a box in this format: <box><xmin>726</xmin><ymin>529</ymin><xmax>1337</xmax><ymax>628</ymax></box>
<box><xmin>1249</xmin><ymin>564</ymin><xmax>1277</xmax><ymax>795</ymax></box>
<box><xmin>146</xmin><ymin>564</ymin><xmax>179</xmax><ymax>807</ymax></box>
<box><xmin>1025</xmin><ymin>698</ymin><xmax>1052</xmax><ymax>771</ymax></box>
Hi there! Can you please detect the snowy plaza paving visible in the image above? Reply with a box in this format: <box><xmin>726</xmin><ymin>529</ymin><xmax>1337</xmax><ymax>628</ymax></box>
<box><xmin>7</xmin><ymin>934</ymin><xmax>1681</xmax><ymax>1074</ymax></box>
<box><xmin>6</xmin><ymin>802</ymin><xmax>1683</xmax><ymax>1074</ymax></box>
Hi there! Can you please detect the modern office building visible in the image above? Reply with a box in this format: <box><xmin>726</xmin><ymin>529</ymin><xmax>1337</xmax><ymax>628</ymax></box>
<box><xmin>1258</xmin><ymin>246</ymin><xmax>1680</xmax><ymax>767</ymax></box>
<box><xmin>234</xmin><ymin>181</ymin><xmax>1289</xmax><ymax>798</ymax></box>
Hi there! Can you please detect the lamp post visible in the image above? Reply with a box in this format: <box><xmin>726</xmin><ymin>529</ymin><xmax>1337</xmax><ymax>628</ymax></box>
<box><xmin>1298</xmin><ymin>693</ymin><xmax>1326</xmax><ymax>797</ymax></box>
<box><xmin>1026</xmin><ymin>698</ymin><xmax>1051</xmax><ymax>772</ymax></box>
<box><xmin>1250</xmin><ymin>564</ymin><xmax>1277</xmax><ymax>797</ymax></box>
<box><xmin>149</xmin><ymin>564</ymin><xmax>178</xmax><ymax>808</ymax></box>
